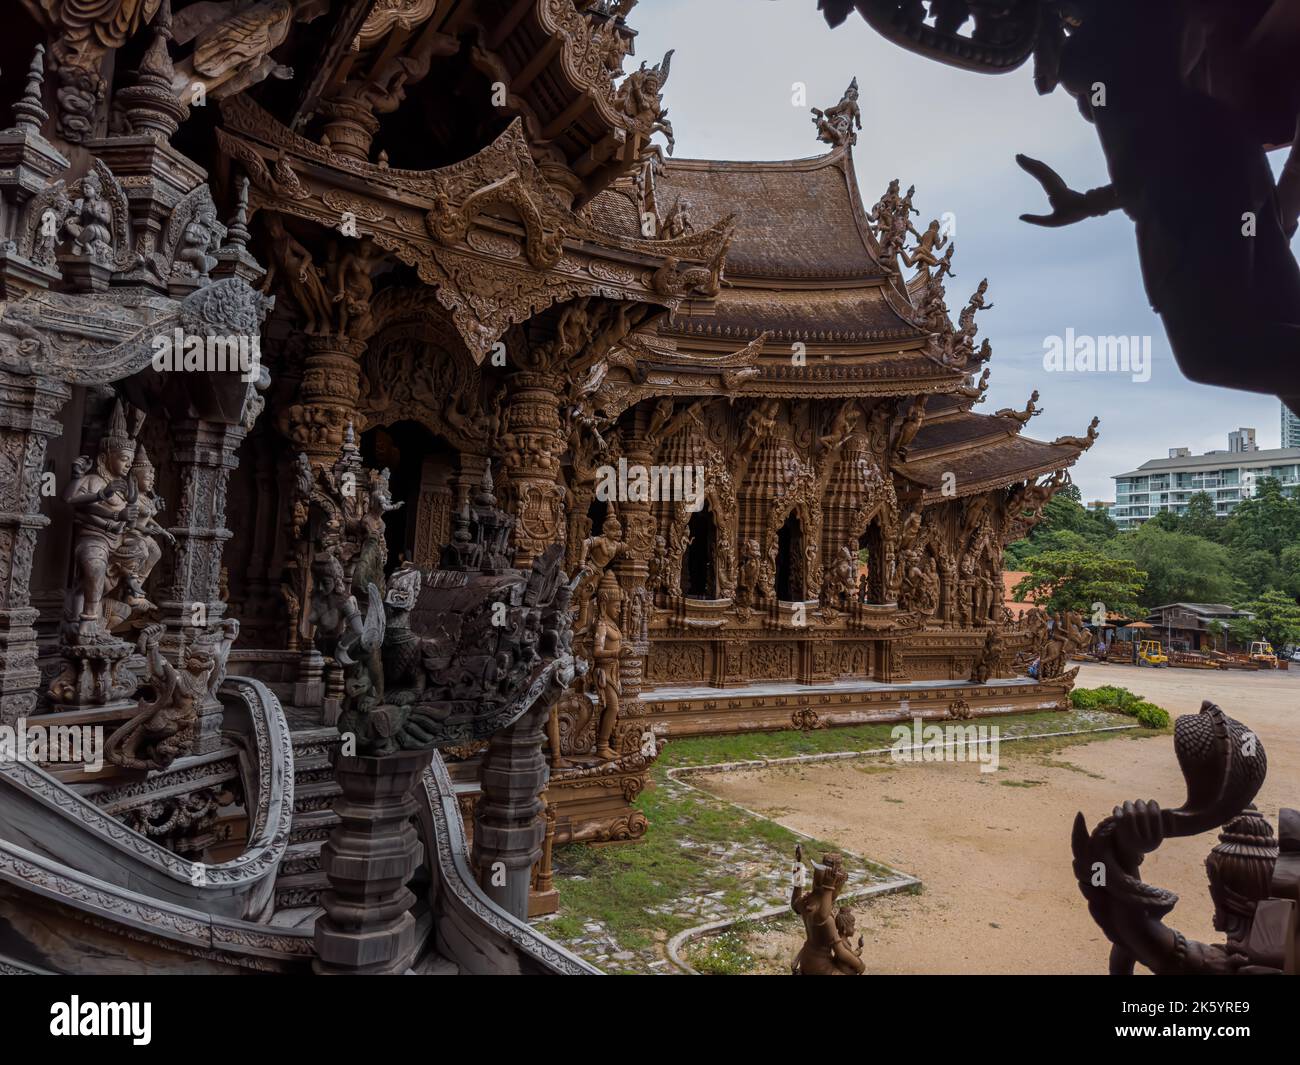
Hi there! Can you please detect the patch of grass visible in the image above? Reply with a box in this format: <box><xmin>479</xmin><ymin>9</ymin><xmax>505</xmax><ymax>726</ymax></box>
<box><xmin>999</xmin><ymin>778</ymin><xmax>1047</xmax><ymax>788</ymax></box>
<box><xmin>658</xmin><ymin>706</ymin><xmax>1130</xmax><ymax>769</ymax></box>
<box><xmin>1039</xmin><ymin>757</ymin><xmax>1104</xmax><ymax>779</ymax></box>
<box><xmin>688</xmin><ymin>922</ymin><xmax>761</xmax><ymax>975</ymax></box>
<box><xmin>548</xmin><ymin>767</ymin><xmax>861</xmax><ymax>954</ymax></box>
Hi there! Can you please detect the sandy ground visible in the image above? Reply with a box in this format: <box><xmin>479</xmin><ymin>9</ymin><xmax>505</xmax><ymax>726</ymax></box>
<box><xmin>698</xmin><ymin>663</ymin><xmax>1300</xmax><ymax>974</ymax></box>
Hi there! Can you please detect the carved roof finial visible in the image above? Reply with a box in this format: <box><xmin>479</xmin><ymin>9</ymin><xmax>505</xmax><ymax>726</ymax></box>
<box><xmin>10</xmin><ymin>44</ymin><xmax>49</xmax><ymax>135</ymax></box>
<box><xmin>811</xmin><ymin>77</ymin><xmax>862</xmax><ymax>148</ymax></box>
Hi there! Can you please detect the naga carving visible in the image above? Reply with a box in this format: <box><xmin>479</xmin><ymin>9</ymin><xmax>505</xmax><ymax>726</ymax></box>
<box><xmin>1073</xmin><ymin>701</ymin><xmax>1297</xmax><ymax>974</ymax></box>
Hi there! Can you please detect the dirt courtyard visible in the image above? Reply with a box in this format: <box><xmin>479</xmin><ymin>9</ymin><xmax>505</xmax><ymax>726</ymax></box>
<box><xmin>697</xmin><ymin>664</ymin><xmax>1300</xmax><ymax>974</ymax></box>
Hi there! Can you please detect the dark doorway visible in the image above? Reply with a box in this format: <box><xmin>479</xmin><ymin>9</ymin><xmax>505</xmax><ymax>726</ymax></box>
<box><xmin>683</xmin><ymin>505</ymin><xmax>717</xmax><ymax>598</ymax></box>
<box><xmin>858</xmin><ymin>519</ymin><xmax>883</xmax><ymax>602</ymax></box>
<box><xmin>361</xmin><ymin>420</ymin><xmax>456</xmax><ymax>568</ymax></box>
<box><xmin>587</xmin><ymin>498</ymin><xmax>608</xmax><ymax>539</ymax></box>
<box><xmin>775</xmin><ymin>512</ymin><xmax>805</xmax><ymax>602</ymax></box>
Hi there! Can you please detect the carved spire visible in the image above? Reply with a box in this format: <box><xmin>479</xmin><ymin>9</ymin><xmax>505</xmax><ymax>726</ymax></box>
<box><xmin>10</xmin><ymin>44</ymin><xmax>49</xmax><ymax>135</ymax></box>
<box><xmin>224</xmin><ymin>176</ymin><xmax>252</xmax><ymax>250</ymax></box>
<box><xmin>118</xmin><ymin>0</ymin><xmax>189</xmax><ymax>140</ymax></box>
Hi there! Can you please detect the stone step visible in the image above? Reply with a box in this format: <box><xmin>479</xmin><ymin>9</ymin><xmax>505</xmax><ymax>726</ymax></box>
<box><xmin>293</xmin><ymin>779</ymin><xmax>341</xmax><ymax>813</ymax></box>
<box><xmin>288</xmin><ymin>807</ymin><xmax>340</xmax><ymax>844</ymax></box>
<box><xmin>274</xmin><ymin>868</ymin><xmax>328</xmax><ymax>910</ymax></box>
<box><xmin>279</xmin><ymin>839</ymin><xmax>324</xmax><ymax>878</ymax></box>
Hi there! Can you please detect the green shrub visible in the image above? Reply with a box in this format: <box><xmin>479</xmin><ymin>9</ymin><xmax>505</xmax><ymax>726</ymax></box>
<box><xmin>1127</xmin><ymin>700</ymin><xmax>1171</xmax><ymax>730</ymax></box>
<box><xmin>1070</xmin><ymin>685</ymin><xmax>1169</xmax><ymax>729</ymax></box>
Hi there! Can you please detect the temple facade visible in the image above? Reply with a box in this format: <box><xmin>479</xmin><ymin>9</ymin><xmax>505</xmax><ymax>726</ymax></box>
<box><xmin>0</xmin><ymin>1</ymin><xmax>1089</xmax><ymax>973</ymax></box>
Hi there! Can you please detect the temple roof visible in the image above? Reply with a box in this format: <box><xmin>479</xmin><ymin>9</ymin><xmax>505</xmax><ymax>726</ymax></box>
<box><xmin>656</xmin><ymin>149</ymin><xmax>887</xmax><ymax>281</ymax></box>
<box><xmin>652</xmin><ymin>147</ymin><xmax>929</xmax><ymax>360</ymax></box>
<box><xmin>897</xmin><ymin>410</ymin><xmax>1081</xmax><ymax>499</ymax></box>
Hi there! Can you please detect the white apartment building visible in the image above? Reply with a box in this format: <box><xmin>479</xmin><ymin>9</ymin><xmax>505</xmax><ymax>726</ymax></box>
<box><xmin>1112</xmin><ymin>432</ymin><xmax>1300</xmax><ymax>530</ymax></box>
<box><xmin>1284</xmin><ymin>402</ymin><xmax>1300</xmax><ymax>449</ymax></box>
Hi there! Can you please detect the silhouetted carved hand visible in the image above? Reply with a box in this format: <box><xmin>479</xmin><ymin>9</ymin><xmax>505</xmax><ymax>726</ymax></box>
<box><xmin>1016</xmin><ymin>154</ymin><xmax>1103</xmax><ymax>227</ymax></box>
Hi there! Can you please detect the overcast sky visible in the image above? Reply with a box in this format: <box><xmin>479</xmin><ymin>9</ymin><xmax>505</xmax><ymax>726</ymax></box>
<box><xmin>631</xmin><ymin>0</ymin><xmax>1293</xmax><ymax>501</ymax></box>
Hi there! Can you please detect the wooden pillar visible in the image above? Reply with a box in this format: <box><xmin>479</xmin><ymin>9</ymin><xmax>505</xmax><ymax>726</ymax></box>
<box><xmin>472</xmin><ymin>701</ymin><xmax>551</xmax><ymax>920</ymax></box>
<box><xmin>314</xmin><ymin>749</ymin><xmax>433</xmax><ymax>974</ymax></box>
<box><xmin>159</xmin><ymin>417</ymin><xmax>244</xmax><ymax>752</ymax></box>
<box><xmin>500</xmin><ymin>370</ymin><xmax>565</xmax><ymax>567</ymax></box>
<box><xmin>0</xmin><ymin>371</ymin><xmax>70</xmax><ymax>725</ymax></box>
<box><xmin>294</xmin><ymin>335</ymin><xmax>366</xmax><ymax>466</ymax></box>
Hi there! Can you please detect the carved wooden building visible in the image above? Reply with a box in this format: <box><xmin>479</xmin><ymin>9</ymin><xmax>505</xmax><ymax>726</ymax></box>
<box><xmin>0</xmin><ymin>0</ymin><xmax>1089</xmax><ymax>973</ymax></box>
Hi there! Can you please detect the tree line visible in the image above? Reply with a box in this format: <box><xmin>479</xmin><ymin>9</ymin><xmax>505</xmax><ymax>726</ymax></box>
<box><xmin>1005</xmin><ymin>479</ymin><xmax>1300</xmax><ymax>652</ymax></box>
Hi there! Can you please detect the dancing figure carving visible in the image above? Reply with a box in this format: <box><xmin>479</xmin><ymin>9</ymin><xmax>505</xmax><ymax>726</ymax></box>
<box><xmin>790</xmin><ymin>846</ymin><xmax>866</xmax><ymax>975</ymax></box>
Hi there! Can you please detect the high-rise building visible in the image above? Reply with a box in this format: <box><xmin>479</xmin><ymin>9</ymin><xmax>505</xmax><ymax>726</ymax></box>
<box><xmin>1284</xmin><ymin>402</ymin><xmax>1300</xmax><ymax>449</ymax></box>
<box><xmin>1228</xmin><ymin>427</ymin><xmax>1258</xmax><ymax>453</ymax></box>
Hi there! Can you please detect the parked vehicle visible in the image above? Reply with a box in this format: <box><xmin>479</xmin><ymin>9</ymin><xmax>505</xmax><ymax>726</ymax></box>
<box><xmin>1249</xmin><ymin>641</ymin><xmax>1278</xmax><ymax>668</ymax></box>
<box><xmin>1137</xmin><ymin>640</ymin><xmax>1168</xmax><ymax>667</ymax></box>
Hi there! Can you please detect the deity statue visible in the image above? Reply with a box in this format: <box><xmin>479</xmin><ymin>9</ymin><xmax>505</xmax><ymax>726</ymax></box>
<box><xmin>970</xmin><ymin>628</ymin><xmax>1002</xmax><ymax>684</ymax></box>
<box><xmin>995</xmin><ymin>389</ymin><xmax>1041</xmax><ymax>427</ymax></box>
<box><xmin>892</xmin><ymin>400</ymin><xmax>925</xmax><ymax>460</ymax></box>
<box><xmin>810</xmin><ymin>77</ymin><xmax>862</xmax><ymax>147</ymax></box>
<box><xmin>616</xmin><ymin>49</ymin><xmax>674</xmax><ymax>156</ymax></box>
<box><xmin>661</xmin><ymin>198</ymin><xmax>693</xmax><ymax>239</ymax></box>
<box><xmin>63</xmin><ymin>170</ymin><xmax>114</xmax><ymax>263</ymax></box>
<box><xmin>105</xmin><ymin>625</ymin><xmax>212</xmax><ymax>771</ymax></box>
<box><xmin>900</xmin><ymin>217</ymin><xmax>947</xmax><ymax>271</ymax></box>
<box><xmin>592</xmin><ymin>575</ymin><xmax>623</xmax><ymax>762</ymax></box>
<box><xmin>645</xmin><ymin>533</ymin><xmax>667</xmax><ymax>599</ymax></box>
<box><xmin>106</xmin><ymin>443</ymin><xmax>174</xmax><ymax>631</ymax></box>
<box><xmin>1073</xmin><ymin>702</ymin><xmax>1294</xmax><ymax>974</ymax></box>
<box><xmin>1053</xmin><ymin>416</ymin><xmax>1101</xmax><ymax>452</ymax></box>
<box><xmin>330</xmin><ymin>235</ymin><xmax>379</xmax><ymax>340</ymax></box>
<box><xmin>735</xmin><ymin>538</ymin><xmax>761</xmax><ymax>609</ymax></box>
<box><xmin>261</xmin><ymin>213</ymin><xmax>331</xmax><ymax>333</ymax></box>
<box><xmin>176</xmin><ymin>201</ymin><xmax>221</xmax><ymax>277</ymax></box>
<box><xmin>62</xmin><ymin>400</ymin><xmax>142</xmax><ymax>639</ymax></box>
<box><xmin>956</xmin><ymin>367</ymin><xmax>991</xmax><ymax>402</ymax></box>
<box><xmin>575</xmin><ymin>511</ymin><xmax>625</xmax><ymax>631</ymax></box>
<box><xmin>790</xmin><ymin>846</ymin><xmax>866</xmax><ymax>975</ymax></box>
<box><xmin>820</xmin><ymin>544</ymin><xmax>855</xmax><ymax>611</ymax></box>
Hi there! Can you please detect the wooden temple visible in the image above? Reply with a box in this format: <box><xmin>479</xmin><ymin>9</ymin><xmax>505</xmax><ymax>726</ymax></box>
<box><xmin>0</xmin><ymin>0</ymin><xmax>1092</xmax><ymax>973</ymax></box>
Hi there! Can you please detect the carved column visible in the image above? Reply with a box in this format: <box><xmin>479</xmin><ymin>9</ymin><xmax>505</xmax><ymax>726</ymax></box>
<box><xmin>314</xmin><ymin>749</ymin><xmax>433</xmax><ymax>975</ymax></box>
<box><xmin>160</xmin><ymin>418</ymin><xmax>244</xmax><ymax>753</ymax></box>
<box><xmin>0</xmin><ymin>371</ymin><xmax>70</xmax><ymax>725</ymax></box>
<box><xmin>615</xmin><ymin>418</ymin><xmax>655</xmax><ymax>703</ymax></box>
<box><xmin>294</xmin><ymin>336</ymin><xmax>366</xmax><ymax>466</ymax></box>
<box><xmin>472</xmin><ymin>701</ymin><xmax>551</xmax><ymax>919</ymax></box>
<box><xmin>500</xmin><ymin>370</ymin><xmax>565</xmax><ymax>567</ymax></box>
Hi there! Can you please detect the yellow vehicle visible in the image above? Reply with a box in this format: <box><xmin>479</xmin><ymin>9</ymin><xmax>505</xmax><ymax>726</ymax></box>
<box><xmin>1249</xmin><ymin>641</ymin><xmax>1277</xmax><ymax>668</ymax></box>
<box><xmin>1137</xmin><ymin>640</ymin><xmax>1168</xmax><ymax>667</ymax></box>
